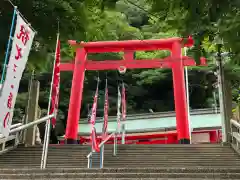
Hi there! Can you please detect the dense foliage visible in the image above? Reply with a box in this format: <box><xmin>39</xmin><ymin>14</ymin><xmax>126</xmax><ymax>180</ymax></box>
<box><xmin>0</xmin><ymin>0</ymin><xmax>239</xmax><ymax>137</ymax></box>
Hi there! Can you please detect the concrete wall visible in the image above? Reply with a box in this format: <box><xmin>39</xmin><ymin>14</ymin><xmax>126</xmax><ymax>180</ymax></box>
<box><xmin>78</xmin><ymin>113</ymin><xmax>221</xmax><ymax>135</ymax></box>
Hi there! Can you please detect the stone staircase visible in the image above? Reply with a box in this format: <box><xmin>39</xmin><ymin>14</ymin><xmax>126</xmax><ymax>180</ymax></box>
<box><xmin>0</xmin><ymin>144</ymin><xmax>91</xmax><ymax>168</ymax></box>
<box><xmin>0</xmin><ymin>144</ymin><xmax>240</xmax><ymax>179</ymax></box>
<box><xmin>105</xmin><ymin>144</ymin><xmax>240</xmax><ymax>168</ymax></box>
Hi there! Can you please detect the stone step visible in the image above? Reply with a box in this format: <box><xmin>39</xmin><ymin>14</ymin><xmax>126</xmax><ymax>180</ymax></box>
<box><xmin>4</xmin><ymin>153</ymin><xmax>236</xmax><ymax>157</ymax></box>
<box><xmin>13</xmin><ymin>144</ymin><xmax>231</xmax><ymax>149</ymax></box>
<box><xmin>0</xmin><ymin>178</ymin><xmax>226</xmax><ymax>180</ymax></box>
<box><xmin>1</xmin><ymin>161</ymin><xmax>237</xmax><ymax>166</ymax></box>
<box><xmin>0</xmin><ymin>158</ymin><xmax>236</xmax><ymax>162</ymax></box>
<box><xmin>2</xmin><ymin>167</ymin><xmax>240</xmax><ymax>173</ymax></box>
<box><xmin>1</xmin><ymin>155</ymin><xmax>235</xmax><ymax>160</ymax></box>
<box><xmin>0</xmin><ymin>157</ymin><xmax>239</xmax><ymax>163</ymax></box>
<box><xmin>0</xmin><ymin>154</ymin><xmax>237</xmax><ymax>160</ymax></box>
<box><xmin>12</xmin><ymin>150</ymin><xmax>232</xmax><ymax>153</ymax></box>
<box><xmin>1</xmin><ymin>161</ymin><xmax>239</xmax><ymax>165</ymax></box>
<box><xmin>8</xmin><ymin>150</ymin><xmax>234</xmax><ymax>155</ymax></box>
<box><xmin>2</xmin><ymin>165</ymin><xmax>239</xmax><ymax>169</ymax></box>
<box><xmin>102</xmin><ymin>163</ymin><xmax>240</xmax><ymax>167</ymax></box>
<box><xmin>9</xmin><ymin>148</ymin><xmax>236</xmax><ymax>151</ymax></box>
<box><xmin>8</xmin><ymin>150</ymin><xmax>89</xmax><ymax>153</ymax></box>
<box><xmin>1</xmin><ymin>164</ymin><xmax>240</xmax><ymax>169</ymax></box>
<box><xmin>1</xmin><ymin>172</ymin><xmax>240</xmax><ymax>179</ymax></box>
<box><xmin>3</xmin><ymin>152</ymin><xmax>237</xmax><ymax>156</ymax></box>
<box><xmin>1</xmin><ymin>162</ymin><xmax>238</xmax><ymax>166</ymax></box>
<box><xmin>14</xmin><ymin>146</ymin><xmax>232</xmax><ymax>149</ymax></box>
<box><xmin>107</xmin><ymin>150</ymin><xmax>236</xmax><ymax>153</ymax></box>
<box><xmin>110</xmin><ymin>144</ymin><xmax>227</xmax><ymax>147</ymax></box>
<box><xmin>106</xmin><ymin>153</ymin><xmax>239</xmax><ymax>156</ymax></box>
<box><xmin>114</xmin><ymin>146</ymin><xmax>231</xmax><ymax>148</ymax></box>
<box><xmin>103</xmin><ymin>162</ymin><xmax>240</xmax><ymax>165</ymax></box>
<box><xmin>103</xmin><ymin>164</ymin><xmax>240</xmax><ymax>167</ymax></box>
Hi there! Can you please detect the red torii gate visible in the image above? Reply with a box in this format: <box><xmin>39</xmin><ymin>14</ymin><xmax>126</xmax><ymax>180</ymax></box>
<box><xmin>60</xmin><ymin>37</ymin><xmax>206</xmax><ymax>144</ymax></box>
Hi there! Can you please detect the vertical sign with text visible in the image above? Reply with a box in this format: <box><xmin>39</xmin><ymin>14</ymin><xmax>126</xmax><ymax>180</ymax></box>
<box><xmin>0</xmin><ymin>13</ymin><xmax>35</xmax><ymax>137</ymax></box>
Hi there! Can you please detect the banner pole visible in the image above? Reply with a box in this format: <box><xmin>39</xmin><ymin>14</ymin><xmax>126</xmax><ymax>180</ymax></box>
<box><xmin>0</xmin><ymin>7</ymin><xmax>17</xmax><ymax>85</ymax></box>
<box><xmin>121</xmin><ymin>124</ymin><xmax>125</xmax><ymax>144</ymax></box>
<box><xmin>117</xmin><ymin>86</ymin><xmax>121</xmax><ymax>134</ymax></box>
<box><xmin>40</xmin><ymin>33</ymin><xmax>60</xmax><ymax>169</ymax></box>
<box><xmin>121</xmin><ymin>83</ymin><xmax>126</xmax><ymax>144</ymax></box>
<box><xmin>100</xmin><ymin>145</ymin><xmax>104</xmax><ymax>168</ymax></box>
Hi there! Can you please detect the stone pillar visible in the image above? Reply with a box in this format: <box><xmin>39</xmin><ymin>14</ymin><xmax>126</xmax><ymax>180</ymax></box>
<box><xmin>237</xmin><ymin>106</ymin><xmax>240</xmax><ymax>121</ymax></box>
<box><xmin>233</xmin><ymin>106</ymin><xmax>240</xmax><ymax>121</ymax></box>
<box><xmin>35</xmin><ymin>106</ymin><xmax>42</xmax><ymax>145</ymax></box>
<box><xmin>222</xmin><ymin>75</ymin><xmax>232</xmax><ymax>142</ymax></box>
<box><xmin>24</xmin><ymin>80</ymin><xmax>40</xmax><ymax>146</ymax></box>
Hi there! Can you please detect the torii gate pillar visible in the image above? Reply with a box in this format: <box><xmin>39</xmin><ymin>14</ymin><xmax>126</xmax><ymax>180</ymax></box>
<box><xmin>65</xmin><ymin>48</ymin><xmax>86</xmax><ymax>144</ymax></box>
<box><xmin>172</xmin><ymin>42</ymin><xmax>190</xmax><ymax>144</ymax></box>
<box><xmin>61</xmin><ymin>37</ymin><xmax>206</xmax><ymax>144</ymax></box>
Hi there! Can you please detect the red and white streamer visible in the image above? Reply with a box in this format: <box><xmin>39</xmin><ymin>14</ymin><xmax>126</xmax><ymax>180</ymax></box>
<box><xmin>102</xmin><ymin>79</ymin><xmax>108</xmax><ymax>140</ymax></box>
<box><xmin>90</xmin><ymin>82</ymin><xmax>100</xmax><ymax>152</ymax></box>
<box><xmin>49</xmin><ymin>34</ymin><xmax>61</xmax><ymax>128</ymax></box>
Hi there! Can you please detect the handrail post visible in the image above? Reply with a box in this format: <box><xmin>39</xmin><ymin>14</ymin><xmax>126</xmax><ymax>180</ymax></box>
<box><xmin>100</xmin><ymin>145</ymin><xmax>104</xmax><ymax>168</ymax></box>
<box><xmin>87</xmin><ymin>156</ymin><xmax>90</xmax><ymax>168</ymax></box>
<box><xmin>14</xmin><ymin>132</ymin><xmax>19</xmax><ymax>146</ymax></box>
<box><xmin>87</xmin><ymin>154</ymin><xmax>92</xmax><ymax>168</ymax></box>
<box><xmin>230</xmin><ymin>119</ymin><xmax>240</xmax><ymax>151</ymax></box>
<box><xmin>89</xmin><ymin>156</ymin><xmax>91</xmax><ymax>168</ymax></box>
<box><xmin>113</xmin><ymin>133</ymin><xmax>117</xmax><ymax>156</ymax></box>
<box><xmin>230</xmin><ymin>121</ymin><xmax>234</xmax><ymax>144</ymax></box>
<box><xmin>121</xmin><ymin>124</ymin><xmax>125</xmax><ymax>144</ymax></box>
<box><xmin>2</xmin><ymin>142</ymin><xmax>6</xmax><ymax>152</ymax></box>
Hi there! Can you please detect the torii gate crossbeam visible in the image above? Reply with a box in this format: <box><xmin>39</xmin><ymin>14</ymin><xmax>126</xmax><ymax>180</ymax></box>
<box><xmin>61</xmin><ymin>37</ymin><xmax>207</xmax><ymax>144</ymax></box>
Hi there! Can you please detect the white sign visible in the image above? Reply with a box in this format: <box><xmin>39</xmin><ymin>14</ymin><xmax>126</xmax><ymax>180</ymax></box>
<box><xmin>0</xmin><ymin>13</ymin><xmax>35</xmax><ymax>137</ymax></box>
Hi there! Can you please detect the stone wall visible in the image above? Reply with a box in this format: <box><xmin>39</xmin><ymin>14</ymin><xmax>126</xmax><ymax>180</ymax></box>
<box><xmin>233</xmin><ymin>105</ymin><xmax>240</xmax><ymax>121</ymax></box>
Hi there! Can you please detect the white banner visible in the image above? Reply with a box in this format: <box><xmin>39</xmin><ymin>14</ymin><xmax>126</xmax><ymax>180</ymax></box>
<box><xmin>0</xmin><ymin>13</ymin><xmax>35</xmax><ymax>137</ymax></box>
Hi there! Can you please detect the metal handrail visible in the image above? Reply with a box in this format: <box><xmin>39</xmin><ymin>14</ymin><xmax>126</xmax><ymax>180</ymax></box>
<box><xmin>0</xmin><ymin>115</ymin><xmax>54</xmax><ymax>155</ymax></box>
<box><xmin>230</xmin><ymin>119</ymin><xmax>240</xmax><ymax>152</ymax></box>
<box><xmin>99</xmin><ymin>133</ymin><xmax>115</xmax><ymax>148</ymax></box>
<box><xmin>10</xmin><ymin>114</ymin><xmax>54</xmax><ymax>134</ymax></box>
<box><xmin>87</xmin><ymin>132</ymin><xmax>116</xmax><ymax>158</ymax></box>
<box><xmin>0</xmin><ymin>123</ymin><xmax>22</xmax><ymax>139</ymax></box>
<box><xmin>10</xmin><ymin>123</ymin><xmax>22</xmax><ymax>129</ymax></box>
<box><xmin>1</xmin><ymin>115</ymin><xmax>53</xmax><ymax>142</ymax></box>
<box><xmin>230</xmin><ymin>119</ymin><xmax>240</xmax><ymax>129</ymax></box>
<box><xmin>87</xmin><ymin>132</ymin><xmax>116</xmax><ymax>168</ymax></box>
